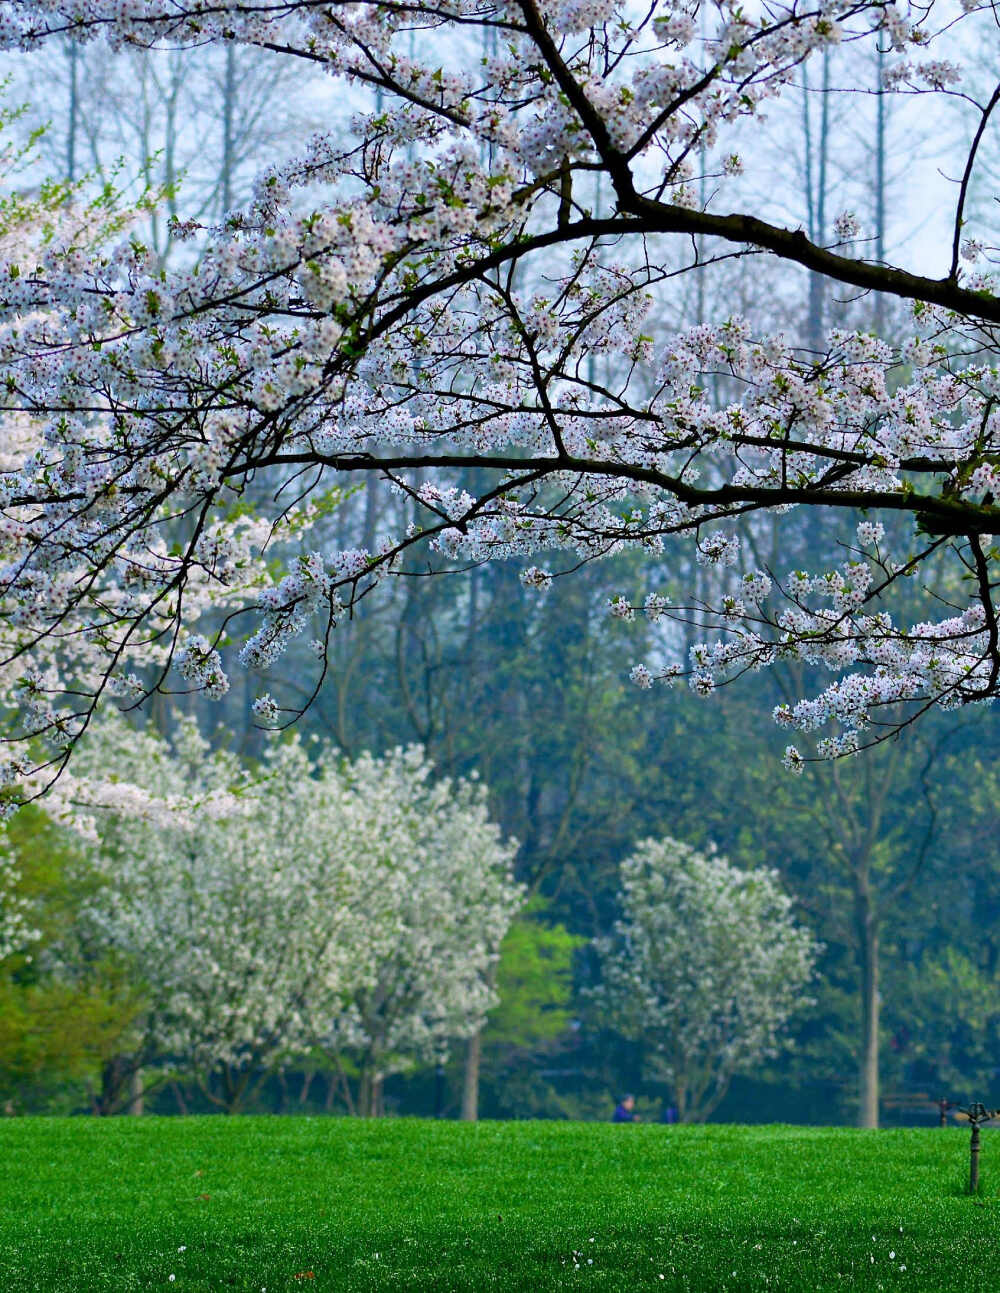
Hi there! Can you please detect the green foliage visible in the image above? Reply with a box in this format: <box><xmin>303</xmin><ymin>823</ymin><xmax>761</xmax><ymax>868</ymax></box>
<box><xmin>484</xmin><ymin>901</ymin><xmax>583</xmax><ymax>1054</ymax></box>
<box><xmin>0</xmin><ymin>87</ymin><xmax>158</xmax><ymax>257</ymax></box>
<box><xmin>893</xmin><ymin>948</ymin><xmax>1000</xmax><ymax>1096</ymax></box>
<box><xmin>0</xmin><ymin>974</ymin><xmax>138</xmax><ymax>1112</ymax></box>
<box><xmin>0</xmin><ymin>807</ymin><xmax>143</xmax><ymax>1111</ymax></box>
<box><xmin>1</xmin><ymin>1119</ymin><xmax>999</xmax><ymax>1289</ymax></box>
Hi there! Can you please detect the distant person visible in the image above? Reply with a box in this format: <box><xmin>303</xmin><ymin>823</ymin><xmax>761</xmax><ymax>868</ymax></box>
<box><xmin>612</xmin><ymin>1094</ymin><xmax>639</xmax><ymax>1122</ymax></box>
<box><xmin>660</xmin><ymin>1104</ymin><xmax>678</xmax><ymax>1124</ymax></box>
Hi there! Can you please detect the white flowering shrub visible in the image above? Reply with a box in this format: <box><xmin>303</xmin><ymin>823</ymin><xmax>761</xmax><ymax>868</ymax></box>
<box><xmin>70</xmin><ymin>719</ymin><xmax>521</xmax><ymax>1111</ymax></box>
<box><xmin>591</xmin><ymin>838</ymin><xmax>818</xmax><ymax>1121</ymax></box>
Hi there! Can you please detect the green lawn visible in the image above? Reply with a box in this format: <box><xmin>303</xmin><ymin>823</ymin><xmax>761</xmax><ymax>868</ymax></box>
<box><xmin>1</xmin><ymin>1119</ymin><xmax>998</xmax><ymax>1291</ymax></box>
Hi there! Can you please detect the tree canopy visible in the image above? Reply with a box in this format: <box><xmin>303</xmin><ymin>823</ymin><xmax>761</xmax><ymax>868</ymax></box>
<box><xmin>590</xmin><ymin>836</ymin><xmax>817</xmax><ymax>1121</ymax></box>
<box><xmin>0</xmin><ymin>2</ymin><xmax>994</xmax><ymax>792</ymax></box>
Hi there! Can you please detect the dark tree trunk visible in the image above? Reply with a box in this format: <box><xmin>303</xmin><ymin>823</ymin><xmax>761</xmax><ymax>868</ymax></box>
<box><xmin>95</xmin><ymin>1055</ymin><xmax>131</xmax><ymax>1115</ymax></box>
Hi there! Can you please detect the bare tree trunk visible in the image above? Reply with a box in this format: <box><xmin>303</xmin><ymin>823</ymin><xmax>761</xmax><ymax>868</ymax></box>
<box><xmin>357</xmin><ymin>1068</ymin><xmax>373</xmax><ymax>1118</ymax></box>
<box><xmin>856</xmin><ymin>881</ymin><xmax>880</xmax><ymax>1129</ymax></box>
<box><xmin>127</xmin><ymin>1067</ymin><xmax>144</xmax><ymax>1116</ymax></box>
<box><xmin>805</xmin><ymin>48</ymin><xmax>831</xmax><ymax>350</ymax></box>
<box><xmin>221</xmin><ymin>42</ymin><xmax>236</xmax><ymax>215</ymax></box>
<box><xmin>461</xmin><ymin>1032</ymin><xmax>482</xmax><ymax>1121</ymax></box>
<box><xmin>873</xmin><ymin>49</ymin><xmax>887</xmax><ymax>333</ymax></box>
<box><xmin>65</xmin><ymin>38</ymin><xmax>78</xmax><ymax>183</ymax></box>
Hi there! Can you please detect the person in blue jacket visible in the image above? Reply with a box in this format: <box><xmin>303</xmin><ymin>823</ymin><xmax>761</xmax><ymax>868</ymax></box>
<box><xmin>612</xmin><ymin>1094</ymin><xmax>639</xmax><ymax>1122</ymax></box>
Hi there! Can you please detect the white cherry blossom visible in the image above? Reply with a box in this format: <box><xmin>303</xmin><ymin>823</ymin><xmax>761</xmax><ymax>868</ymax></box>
<box><xmin>0</xmin><ymin>1</ymin><xmax>990</xmax><ymax>784</ymax></box>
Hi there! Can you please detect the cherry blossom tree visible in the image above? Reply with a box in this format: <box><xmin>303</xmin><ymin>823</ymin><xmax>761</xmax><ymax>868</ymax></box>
<box><xmin>68</xmin><ymin>719</ymin><xmax>520</xmax><ymax>1112</ymax></box>
<box><xmin>0</xmin><ymin>94</ymin><xmax>145</xmax><ymax>958</ymax></box>
<box><xmin>0</xmin><ymin>1</ymin><xmax>997</xmax><ymax>793</ymax></box>
<box><xmin>590</xmin><ymin>837</ymin><xmax>818</xmax><ymax>1121</ymax></box>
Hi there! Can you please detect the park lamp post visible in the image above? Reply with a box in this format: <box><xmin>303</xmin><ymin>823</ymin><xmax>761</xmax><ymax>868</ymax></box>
<box><xmin>956</xmin><ymin>1103</ymin><xmax>1000</xmax><ymax>1194</ymax></box>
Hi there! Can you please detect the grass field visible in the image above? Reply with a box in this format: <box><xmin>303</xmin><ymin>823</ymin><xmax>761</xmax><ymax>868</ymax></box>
<box><xmin>1</xmin><ymin>1119</ymin><xmax>999</xmax><ymax>1291</ymax></box>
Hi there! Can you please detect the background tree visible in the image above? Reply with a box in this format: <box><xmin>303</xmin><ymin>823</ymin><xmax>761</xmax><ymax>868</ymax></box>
<box><xmin>321</xmin><ymin>749</ymin><xmax>522</xmax><ymax>1117</ymax></box>
<box><xmin>0</xmin><ymin>805</ymin><xmax>141</xmax><ymax>1114</ymax></box>
<box><xmin>69</xmin><ymin>720</ymin><xmax>519</xmax><ymax>1114</ymax></box>
<box><xmin>590</xmin><ymin>838</ymin><xmax>818</xmax><ymax>1122</ymax></box>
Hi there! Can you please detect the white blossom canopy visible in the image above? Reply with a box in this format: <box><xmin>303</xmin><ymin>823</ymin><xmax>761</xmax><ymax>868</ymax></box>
<box><xmin>591</xmin><ymin>836</ymin><xmax>818</xmax><ymax>1120</ymax></box>
<box><xmin>0</xmin><ymin>1</ymin><xmax>996</xmax><ymax>793</ymax></box>
<box><xmin>70</xmin><ymin>720</ymin><xmax>521</xmax><ymax>1096</ymax></box>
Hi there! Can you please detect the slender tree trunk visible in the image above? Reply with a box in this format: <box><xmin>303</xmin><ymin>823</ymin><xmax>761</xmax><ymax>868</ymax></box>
<box><xmin>66</xmin><ymin>39</ymin><xmax>78</xmax><ymax>183</ymax></box>
<box><xmin>127</xmin><ymin>1067</ymin><xmax>144</xmax><ymax>1116</ymax></box>
<box><xmin>357</xmin><ymin>1068</ymin><xmax>373</xmax><ymax>1118</ymax></box>
<box><xmin>873</xmin><ymin>50</ymin><xmax>887</xmax><ymax>332</ymax></box>
<box><xmin>804</xmin><ymin>49</ymin><xmax>830</xmax><ymax>350</ymax></box>
<box><xmin>461</xmin><ymin>1032</ymin><xmax>482</xmax><ymax>1121</ymax></box>
<box><xmin>221</xmin><ymin>42</ymin><xmax>236</xmax><ymax>216</ymax></box>
<box><xmin>856</xmin><ymin>878</ymin><xmax>880</xmax><ymax>1129</ymax></box>
<box><xmin>328</xmin><ymin>1052</ymin><xmax>356</xmax><ymax>1115</ymax></box>
<box><xmin>362</xmin><ymin>476</ymin><xmax>378</xmax><ymax>553</ymax></box>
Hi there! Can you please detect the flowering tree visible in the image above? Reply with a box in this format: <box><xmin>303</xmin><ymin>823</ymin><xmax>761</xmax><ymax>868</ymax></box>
<box><xmin>0</xmin><ymin>1</ymin><xmax>997</xmax><ymax>789</ymax></box>
<box><xmin>324</xmin><ymin>750</ymin><xmax>522</xmax><ymax>1115</ymax></box>
<box><xmin>591</xmin><ymin>837</ymin><xmax>817</xmax><ymax>1121</ymax></box>
<box><xmin>70</xmin><ymin>720</ymin><xmax>519</xmax><ymax>1112</ymax></box>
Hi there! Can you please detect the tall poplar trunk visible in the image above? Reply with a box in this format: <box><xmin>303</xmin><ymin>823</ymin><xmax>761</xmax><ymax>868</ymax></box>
<box><xmin>827</xmin><ymin>753</ymin><xmax>896</xmax><ymax>1133</ymax></box>
<box><xmin>127</xmin><ymin>1068</ymin><xmax>144</xmax><ymax>1116</ymax></box>
<box><xmin>855</xmin><ymin>875</ymin><xmax>880</xmax><ymax>1129</ymax></box>
<box><xmin>66</xmin><ymin>39</ymin><xmax>78</xmax><ymax>183</ymax></box>
<box><xmin>873</xmin><ymin>50</ymin><xmax>887</xmax><ymax>332</ymax></box>
<box><xmin>221</xmin><ymin>43</ymin><xmax>236</xmax><ymax>215</ymax></box>
<box><xmin>461</xmin><ymin>1032</ymin><xmax>481</xmax><ymax>1121</ymax></box>
<box><xmin>803</xmin><ymin>49</ymin><xmax>830</xmax><ymax>350</ymax></box>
